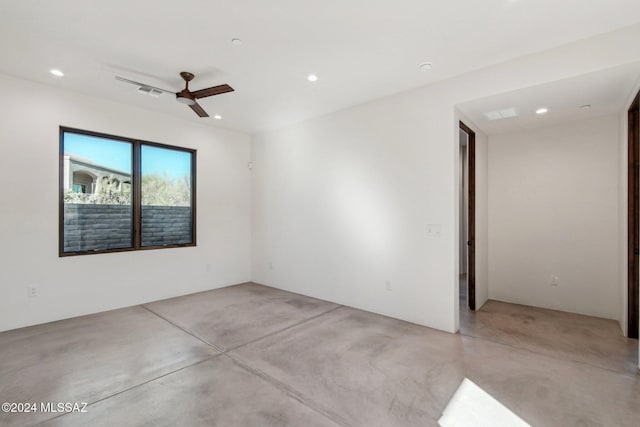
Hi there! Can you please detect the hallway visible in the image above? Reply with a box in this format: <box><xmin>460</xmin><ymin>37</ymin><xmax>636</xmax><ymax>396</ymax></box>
<box><xmin>459</xmin><ymin>275</ymin><xmax>638</xmax><ymax>375</ymax></box>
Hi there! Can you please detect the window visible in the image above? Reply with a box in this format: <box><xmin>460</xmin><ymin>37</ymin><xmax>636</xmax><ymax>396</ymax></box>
<box><xmin>59</xmin><ymin>127</ymin><xmax>196</xmax><ymax>256</ymax></box>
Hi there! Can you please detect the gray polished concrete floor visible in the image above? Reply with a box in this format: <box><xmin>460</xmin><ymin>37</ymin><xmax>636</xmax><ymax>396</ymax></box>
<box><xmin>0</xmin><ymin>282</ymin><xmax>638</xmax><ymax>426</ymax></box>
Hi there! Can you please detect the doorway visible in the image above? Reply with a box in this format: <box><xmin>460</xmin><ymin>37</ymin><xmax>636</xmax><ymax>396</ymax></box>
<box><xmin>628</xmin><ymin>91</ymin><xmax>639</xmax><ymax>339</ymax></box>
<box><xmin>460</xmin><ymin>121</ymin><xmax>475</xmax><ymax>311</ymax></box>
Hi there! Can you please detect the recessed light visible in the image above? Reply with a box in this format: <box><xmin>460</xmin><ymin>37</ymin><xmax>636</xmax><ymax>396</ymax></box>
<box><xmin>307</xmin><ymin>74</ymin><xmax>318</xmax><ymax>82</ymax></box>
<box><xmin>580</xmin><ymin>104</ymin><xmax>591</xmax><ymax>109</ymax></box>
<box><xmin>50</xmin><ymin>69</ymin><xmax>64</xmax><ymax>77</ymax></box>
<box><xmin>536</xmin><ymin>108</ymin><xmax>548</xmax><ymax>115</ymax></box>
<box><xmin>419</xmin><ymin>62</ymin><xmax>433</xmax><ymax>72</ymax></box>
<box><xmin>213</xmin><ymin>114</ymin><xmax>222</xmax><ymax>120</ymax></box>
<box><xmin>231</xmin><ymin>38</ymin><xmax>242</xmax><ymax>45</ymax></box>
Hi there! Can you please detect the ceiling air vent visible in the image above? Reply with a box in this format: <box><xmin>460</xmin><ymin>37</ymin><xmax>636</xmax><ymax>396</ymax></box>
<box><xmin>484</xmin><ymin>108</ymin><xmax>518</xmax><ymax>120</ymax></box>
<box><xmin>137</xmin><ymin>86</ymin><xmax>163</xmax><ymax>98</ymax></box>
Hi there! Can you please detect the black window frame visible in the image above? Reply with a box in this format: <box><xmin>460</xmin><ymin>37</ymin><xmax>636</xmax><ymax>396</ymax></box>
<box><xmin>59</xmin><ymin>126</ymin><xmax>197</xmax><ymax>257</ymax></box>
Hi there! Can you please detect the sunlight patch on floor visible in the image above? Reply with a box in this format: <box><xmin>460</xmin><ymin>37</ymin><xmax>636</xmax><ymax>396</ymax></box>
<box><xmin>439</xmin><ymin>378</ymin><xmax>531</xmax><ymax>427</ymax></box>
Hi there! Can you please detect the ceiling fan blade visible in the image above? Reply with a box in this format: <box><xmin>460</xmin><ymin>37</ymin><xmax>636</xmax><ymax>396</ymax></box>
<box><xmin>115</xmin><ymin>76</ymin><xmax>175</xmax><ymax>94</ymax></box>
<box><xmin>189</xmin><ymin>101</ymin><xmax>209</xmax><ymax>118</ymax></box>
<box><xmin>191</xmin><ymin>84</ymin><xmax>234</xmax><ymax>99</ymax></box>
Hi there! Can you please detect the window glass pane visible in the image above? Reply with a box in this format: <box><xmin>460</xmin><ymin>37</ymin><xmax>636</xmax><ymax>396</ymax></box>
<box><xmin>140</xmin><ymin>145</ymin><xmax>193</xmax><ymax>247</ymax></box>
<box><xmin>62</xmin><ymin>132</ymin><xmax>133</xmax><ymax>253</ymax></box>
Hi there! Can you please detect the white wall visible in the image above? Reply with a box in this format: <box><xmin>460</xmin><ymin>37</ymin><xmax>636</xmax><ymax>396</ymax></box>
<box><xmin>251</xmin><ymin>25</ymin><xmax>640</xmax><ymax>333</ymax></box>
<box><xmin>488</xmin><ymin>116</ymin><xmax>620</xmax><ymax>319</ymax></box>
<box><xmin>0</xmin><ymin>74</ymin><xmax>252</xmax><ymax>332</ymax></box>
<box><xmin>472</xmin><ymin>122</ymin><xmax>490</xmax><ymax>310</ymax></box>
<box><xmin>619</xmin><ymin>111</ymin><xmax>629</xmax><ymax>333</ymax></box>
<box><xmin>251</xmin><ymin>97</ymin><xmax>458</xmax><ymax>331</ymax></box>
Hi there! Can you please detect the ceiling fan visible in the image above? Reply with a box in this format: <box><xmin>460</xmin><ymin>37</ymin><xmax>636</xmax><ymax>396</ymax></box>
<box><xmin>115</xmin><ymin>71</ymin><xmax>234</xmax><ymax>117</ymax></box>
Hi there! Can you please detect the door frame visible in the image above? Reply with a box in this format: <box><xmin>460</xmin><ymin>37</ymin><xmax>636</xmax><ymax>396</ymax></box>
<box><xmin>628</xmin><ymin>91</ymin><xmax>639</xmax><ymax>339</ymax></box>
<box><xmin>460</xmin><ymin>121</ymin><xmax>476</xmax><ymax>311</ymax></box>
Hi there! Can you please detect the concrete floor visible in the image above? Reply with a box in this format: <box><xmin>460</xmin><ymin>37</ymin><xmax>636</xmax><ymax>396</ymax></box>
<box><xmin>0</xmin><ymin>283</ymin><xmax>638</xmax><ymax>426</ymax></box>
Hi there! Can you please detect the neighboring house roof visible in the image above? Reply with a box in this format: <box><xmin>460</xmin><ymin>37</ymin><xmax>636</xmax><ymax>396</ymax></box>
<box><xmin>65</xmin><ymin>154</ymin><xmax>131</xmax><ymax>178</ymax></box>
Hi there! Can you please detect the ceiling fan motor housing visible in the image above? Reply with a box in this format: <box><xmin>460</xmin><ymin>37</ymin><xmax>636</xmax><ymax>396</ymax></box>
<box><xmin>176</xmin><ymin>90</ymin><xmax>196</xmax><ymax>105</ymax></box>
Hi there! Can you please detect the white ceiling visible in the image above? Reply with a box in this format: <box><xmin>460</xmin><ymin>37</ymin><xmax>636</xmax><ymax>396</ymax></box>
<box><xmin>1</xmin><ymin>0</ymin><xmax>639</xmax><ymax>133</ymax></box>
<box><xmin>457</xmin><ymin>62</ymin><xmax>640</xmax><ymax>135</ymax></box>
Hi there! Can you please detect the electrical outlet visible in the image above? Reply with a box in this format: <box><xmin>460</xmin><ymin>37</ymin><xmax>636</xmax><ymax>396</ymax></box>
<box><xmin>550</xmin><ymin>275</ymin><xmax>559</xmax><ymax>286</ymax></box>
<box><xmin>385</xmin><ymin>280</ymin><xmax>392</xmax><ymax>291</ymax></box>
<box><xmin>206</xmin><ymin>263</ymin><xmax>211</xmax><ymax>273</ymax></box>
<box><xmin>27</xmin><ymin>286</ymin><xmax>38</xmax><ymax>298</ymax></box>
<box><xmin>426</xmin><ymin>224</ymin><xmax>442</xmax><ymax>237</ymax></box>
<box><xmin>269</xmin><ymin>262</ymin><xmax>274</xmax><ymax>270</ymax></box>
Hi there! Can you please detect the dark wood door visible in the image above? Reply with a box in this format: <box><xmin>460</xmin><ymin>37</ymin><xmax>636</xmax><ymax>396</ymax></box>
<box><xmin>629</xmin><ymin>92</ymin><xmax>639</xmax><ymax>339</ymax></box>
<box><xmin>460</xmin><ymin>121</ymin><xmax>476</xmax><ymax>311</ymax></box>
